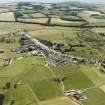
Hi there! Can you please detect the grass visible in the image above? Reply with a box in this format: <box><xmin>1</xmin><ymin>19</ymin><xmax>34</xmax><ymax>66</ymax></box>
<box><xmin>31</xmin><ymin>80</ymin><xmax>62</xmax><ymax>101</ymax></box>
<box><xmin>80</xmin><ymin>10</ymin><xmax>105</xmax><ymax>26</ymax></box>
<box><xmin>4</xmin><ymin>85</ymin><xmax>38</xmax><ymax>105</ymax></box>
<box><xmin>83</xmin><ymin>88</ymin><xmax>105</xmax><ymax>105</ymax></box>
<box><xmin>80</xmin><ymin>65</ymin><xmax>105</xmax><ymax>85</ymax></box>
<box><xmin>0</xmin><ymin>56</ymin><xmax>44</xmax><ymax>87</ymax></box>
<box><xmin>29</xmin><ymin>27</ymin><xmax>78</xmax><ymax>43</ymax></box>
<box><xmin>51</xmin><ymin>18</ymin><xmax>85</xmax><ymax>26</ymax></box>
<box><xmin>0</xmin><ymin>57</ymin><xmax>44</xmax><ymax>77</ymax></box>
<box><xmin>21</xmin><ymin>64</ymin><xmax>62</xmax><ymax>100</ymax></box>
<box><xmin>41</xmin><ymin>97</ymin><xmax>79</xmax><ymax>105</ymax></box>
<box><xmin>0</xmin><ymin>22</ymin><xmax>43</xmax><ymax>34</ymax></box>
<box><xmin>66</xmin><ymin>46</ymin><xmax>102</xmax><ymax>59</ymax></box>
<box><xmin>53</xmin><ymin>64</ymin><xmax>94</xmax><ymax>90</ymax></box>
<box><xmin>0</xmin><ymin>42</ymin><xmax>20</xmax><ymax>58</ymax></box>
<box><xmin>22</xmin><ymin>64</ymin><xmax>53</xmax><ymax>82</ymax></box>
<box><xmin>21</xmin><ymin>13</ymin><xmax>47</xmax><ymax>18</ymax></box>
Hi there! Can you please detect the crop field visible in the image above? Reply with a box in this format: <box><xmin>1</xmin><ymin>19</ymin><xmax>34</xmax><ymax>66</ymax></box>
<box><xmin>0</xmin><ymin>12</ymin><xmax>15</xmax><ymax>22</ymax></box>
<box><xmin>41</xmin><ymin>97</ymin><xmax>79</xmax><ymax>105</ymax></box>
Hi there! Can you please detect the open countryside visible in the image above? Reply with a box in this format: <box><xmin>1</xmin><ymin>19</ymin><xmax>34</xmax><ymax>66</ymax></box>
<box><xmin>0</xmin><ymin>1</ymin><xmax>105</xmax><ymax>105</ymax></box>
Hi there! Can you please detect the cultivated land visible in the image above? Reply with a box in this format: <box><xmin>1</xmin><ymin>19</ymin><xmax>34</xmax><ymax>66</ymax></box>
<box><xmin>0</xmin><ymin>12</ymin><xmax>15</xmax><ymax>22</ymax></box>
<box><xmin>0</xmin><ymin>1</ymin><xmax>105</xmax><ymax>105</ymax></box>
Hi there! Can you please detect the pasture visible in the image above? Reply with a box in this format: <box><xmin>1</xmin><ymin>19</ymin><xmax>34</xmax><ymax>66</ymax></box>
<box><xmin>41</xmin><ymin>97</ymin><xmax>79</xmax><ymax>105</ymax></box>
<box><xmin>51</xmin><ymin>18</ymin><xmax>85</xmax><ymax>26</ymax></box>
<box><xmin>80</xmin><ymin>10</ymin><xmax>105</xmax><ymax>26</ymax></box>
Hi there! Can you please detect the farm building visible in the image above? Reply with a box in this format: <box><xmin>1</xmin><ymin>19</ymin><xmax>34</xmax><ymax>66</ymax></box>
<box><xmin>64</xmin><ymin>90</ymin><xmax>87</xmax><ymax>101</ymax></box>
<box><xmin>3</xmin><ymin>58</ymin><xmax>12</xmax><ymax>66</ymax></box>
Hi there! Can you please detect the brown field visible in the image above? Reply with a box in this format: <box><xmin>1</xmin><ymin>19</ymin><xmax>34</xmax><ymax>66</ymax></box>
<box><xmin>92</xmin><ymin>28</ymin><xmax>105</xmax><ymax>33</ymax></box>
<box><xmin>0</xmin><ymin>12</ymin><xmax>15</xmax><ymax>21</ymax></box>
<box><xmin>18</xmin><ymin>18</ymin><xmax>48</xmax><ymax>24</ymax></box>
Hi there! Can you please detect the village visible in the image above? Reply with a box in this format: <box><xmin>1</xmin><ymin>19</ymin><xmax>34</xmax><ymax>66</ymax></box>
<box><xmin>16</xmin><ymin>30</ymin><xmax>105</xmax><ymax>69</ymax></box>
<box><xmin>0</xmin><ymin>29</ymin><xmax>105</xmax><ymax>104</ymax></box>
<box><xmin>0</xmin><ymin>30</ymin><xmax>105</xmax><ymax>70</ymax></box>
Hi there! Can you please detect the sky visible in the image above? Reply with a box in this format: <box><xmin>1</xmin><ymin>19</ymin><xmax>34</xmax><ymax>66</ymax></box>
<box><xmin>0</xmin><ymin>0</ymin><xmax>105</xmax><ymax>4</ymax></box>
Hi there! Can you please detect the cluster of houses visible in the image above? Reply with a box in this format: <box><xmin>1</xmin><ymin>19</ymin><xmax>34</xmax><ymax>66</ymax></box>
<box><xmin>1</xmin><ymin>30</ymin><xmax>101</xmax><ymax>69</ymax></box>
<box><xmin>18</xmin><ymin>31</ymin><xmax>105</xmax><ymax>69</ymax></box>
<box><xmin>64</xmin><ymin>90</ymin><xmax>87</xmax><ymax>101</ymax></box>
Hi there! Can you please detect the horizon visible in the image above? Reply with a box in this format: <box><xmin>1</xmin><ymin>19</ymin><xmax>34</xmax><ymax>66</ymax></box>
<box><xmin>0</xmin><ymin>0</ymin><xmax>105</xmax><ymax>4</ymax></box>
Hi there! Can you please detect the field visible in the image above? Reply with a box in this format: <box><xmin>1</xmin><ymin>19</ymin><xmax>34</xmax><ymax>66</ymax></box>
<box><xmin>51</xmin><ymin>18</ymin><xmax>85</xmax><ymax>26</ymax></box>
<box><xmin>0</xmin><ymin>1</ymin><xmax>105</xmax><ymax>105</ymax></box>
<box><xmin>83</xmin><ymin>88</ymin><xmax>105</xmax><ymax>105</ymax></box>
<box><xmin>4</xmin><ymin>85</ymin><xmax>38</xmax><ymax>105</ymax></box>
<box><xmin>92</xmin><ymin>28</ymin><xmax>105</xmax><ymax>33</ymax></box>
<box><xmin>18</xmin><ymin>18</ymin><xmax>48</xmax><ymax>24</ymax></box>
<box><xmin>0</xmin><ymin>12</ymin><xmax>15</xmax><ymax>22</ymax></box>
<box><xmin>41</xmin><ymin>97</ymin><xmax>79</xmax><ymax>105</ymax></box>
<box><xmin>29</xmin><ymin>27</ymin><xmax>79</xmax><ymax>43</ymax></box>
<box><xmin>80</xmin><ymin>10</ymin><xmax>105</xmax><ymax>26</ymax></box>
<box><xmin>21</xmin><ymin>12</ymin><xmax>47</xmax><ymax>18</ymax></box>
<box><xmin>0</xmin><ymin>22</ymin><xmax>43</xmax><ymax>34</ymax></box>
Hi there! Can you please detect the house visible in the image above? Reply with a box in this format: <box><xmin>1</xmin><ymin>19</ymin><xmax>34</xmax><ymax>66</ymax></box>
<box><xmin>3</xmin><ymin>58</ymin><xmax>12</xmax><ymax>66</ymax></box>
<box><xmin>20</xmin><ymin>34</ymin><xmax>31</xmax><ymax>45</ymax></box>
<box><xmin>64</xmin><ymin>90</ymin><xmax>87</xmax><ymax>101</ymax></box>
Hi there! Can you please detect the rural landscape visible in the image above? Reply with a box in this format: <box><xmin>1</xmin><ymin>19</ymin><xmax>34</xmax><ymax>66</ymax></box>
<box><xmin>0</xmin><ymin>0</ymin><xmax>105</xmax><ymax>105</ymax></box>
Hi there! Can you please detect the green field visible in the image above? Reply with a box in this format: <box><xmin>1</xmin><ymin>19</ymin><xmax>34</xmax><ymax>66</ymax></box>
<box><xmin>41</xmin><ymin>97</ymin><xmax>79</xmax><ymax>105</ymax></box>
<box><xmin>51</xmin><ymin>18</ymin><xmax>86</xmax><ymax>26</ymax></box>
<box><xmin>80</xmin><ymin>10</ymin><xmax>105</xmax><ymax>26</ymax></box>
<box><xmin>83</xmin><ymin>88</ymin><xmax>105</xmax><ymax>105</ymax></box>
